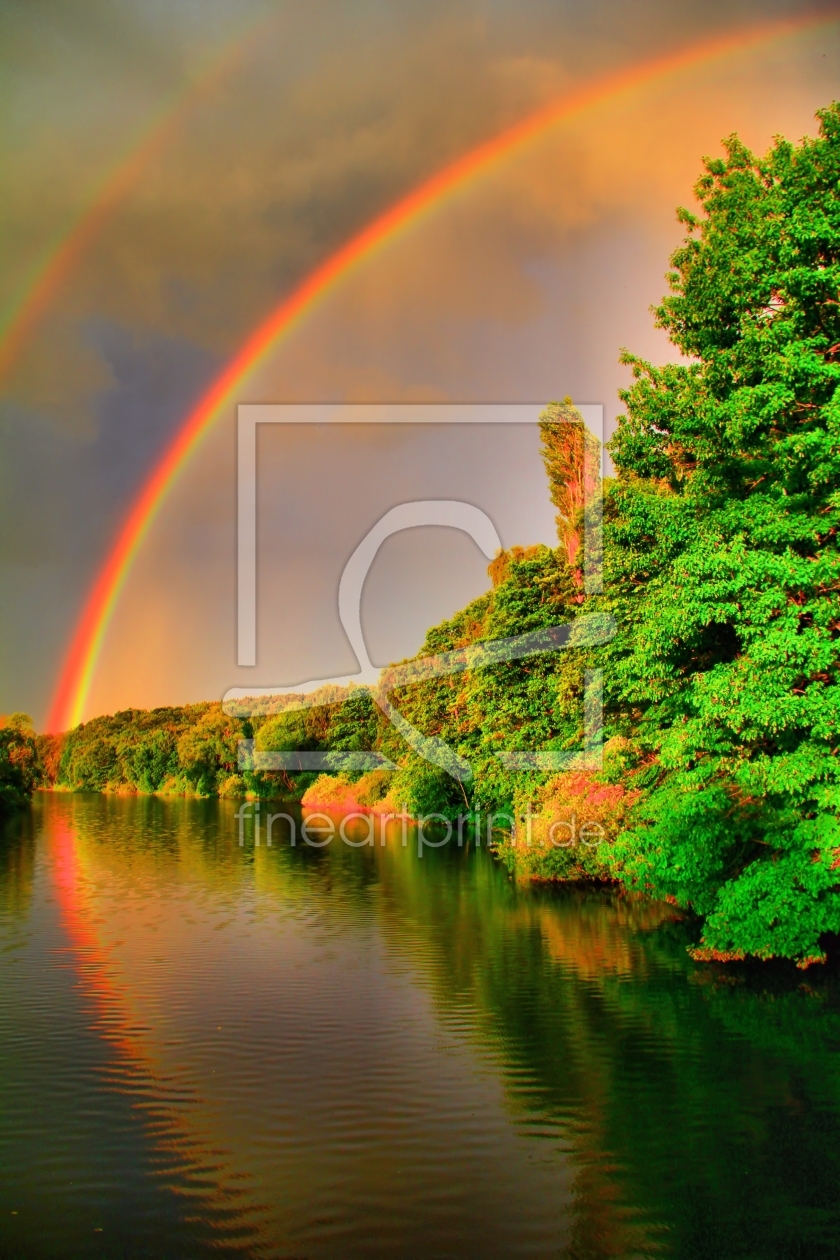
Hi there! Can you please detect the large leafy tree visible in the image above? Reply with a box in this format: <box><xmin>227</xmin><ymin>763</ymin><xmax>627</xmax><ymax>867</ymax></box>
<box><xmin>605</xmin><ymin>105</ymin><xmax>840</xmax><ymax>964</ymax></box>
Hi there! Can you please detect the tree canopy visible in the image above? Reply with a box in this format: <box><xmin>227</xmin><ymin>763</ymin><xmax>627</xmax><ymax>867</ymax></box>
<box><xmin>602</xmin><ymin>104</ymin><xmax>840</xmax><ymax>964</ymax></box>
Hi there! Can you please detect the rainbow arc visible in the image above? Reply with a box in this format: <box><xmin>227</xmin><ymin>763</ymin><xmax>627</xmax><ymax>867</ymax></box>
<box><xmin>0</xmin><ymin>7</ymin><xmax>283</xmax><ymax>382</ymax></box>
<box><xmin>47</xmin><ymin>10</ymin><xmax>839</xmax><ymax>731</ymax></box>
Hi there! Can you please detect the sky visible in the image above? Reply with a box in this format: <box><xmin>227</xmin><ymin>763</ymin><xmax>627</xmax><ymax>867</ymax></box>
<box><xmin>2</xmin><ymin>0</ymin><xmax>840</xmax><ymax>727</ymax></box>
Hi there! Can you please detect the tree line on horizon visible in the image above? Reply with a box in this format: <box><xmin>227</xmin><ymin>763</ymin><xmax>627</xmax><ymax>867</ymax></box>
<box><xmin>3</xmin><ymin>104</ymin><xmax>840</xmax><ymax>966</ymax></box>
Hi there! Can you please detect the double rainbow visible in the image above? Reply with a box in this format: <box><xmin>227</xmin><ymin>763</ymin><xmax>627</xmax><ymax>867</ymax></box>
<box><xmin>46</xmin><ymin>11</ymin><xmax>838</xmax><ymax>731</ymax></box>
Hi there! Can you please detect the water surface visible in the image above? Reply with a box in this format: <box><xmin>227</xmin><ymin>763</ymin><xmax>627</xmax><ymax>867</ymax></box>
<box><xmin>1</xmin><ymin>794</ymin><xmax>839</xmax><ymax>1258</ymax></box>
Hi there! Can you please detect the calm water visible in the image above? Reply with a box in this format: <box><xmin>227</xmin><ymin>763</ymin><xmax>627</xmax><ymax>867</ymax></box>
<box><xmin>1</xmin><ymin>795</ymin><xmax>839</xmax><ymax>1259</ymax></box>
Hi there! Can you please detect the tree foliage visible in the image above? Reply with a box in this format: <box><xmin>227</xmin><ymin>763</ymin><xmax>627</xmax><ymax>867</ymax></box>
<box><xmin>0</xmin><ymin>714</ymin><xmax>39</xmax><ymax>813</ymax></box>
<box><xmin>539</xmin><ymin>397</ymin><xmax>600</xmax><ymax>575</ymax></box>
<box><xmin>47</xmin><ymin>704</ymin><xmax>248</xmax><ymax>797</ymax></box>
<box><xmin>602</xmin><ymin>105</ymin><xmax>840</xmax><ymax>964</ymax></box>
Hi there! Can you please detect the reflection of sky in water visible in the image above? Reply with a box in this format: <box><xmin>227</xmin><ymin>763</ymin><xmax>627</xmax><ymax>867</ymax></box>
<box><xmin>1</xmin><ymin>793</ymin><xmax>840</xmax><ymax>1257</ymax></box>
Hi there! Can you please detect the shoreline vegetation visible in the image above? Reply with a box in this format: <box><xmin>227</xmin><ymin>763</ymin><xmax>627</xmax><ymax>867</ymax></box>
<box><xmin>5</xmin><ymin>107</ymin><xmax>840</xmax><ymax>967</ymax></box>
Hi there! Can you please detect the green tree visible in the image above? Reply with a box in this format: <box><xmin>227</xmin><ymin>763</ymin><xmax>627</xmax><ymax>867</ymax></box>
<box><xmin>122</xmin><ymin>729</ymin><xmax>179</xmax><ymax>792</ymax></box>
<box><xmin>603</xmin><ymin>105</ymin><xmax>840</xmax><ymax>964</ymax></box>
<box><xmin>60</xmin><ymin>726</ymin><xmax>118</xmax><ymax>790</ymax></box>
<box><xmin>254</xmin><ymin>706</ymin><xmax>321</xmax><ymax>797</ymax></box>
<box><xmin>380</xmin><ymin>546</ymin><xmax>581</xmax><ymax>818</ymax></box>
<box><xmin>176</xmin><ymin>705</ymin><xmax>246</xmax><ymax>795</ymax></box>
<box><xmin>0</xmin><ymin>714</ymin><xmax>39</xmax><ymax>812</ymax></box>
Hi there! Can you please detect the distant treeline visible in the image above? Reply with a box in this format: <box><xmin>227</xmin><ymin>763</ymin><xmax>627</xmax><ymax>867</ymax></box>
<box><xmin>19</xmin><ymin>536</ymin><xmax>583</xmax><ymax>823</ymax></box>
<box><xmin>36</xmin><ymin>701</ymin><xmax>255</xmax><ymax>798</ymax></box>
<box><xmin>27</xmin><ymin>694</ymin><xmax>368</xmax><ymax>801</ymax></box>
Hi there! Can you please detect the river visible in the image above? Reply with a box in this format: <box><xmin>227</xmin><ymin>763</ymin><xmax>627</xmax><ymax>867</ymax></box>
<box><xmin>1</xmin><ymin>793</ymin><xmax>838</xmax><ymax>1258</ymax></box>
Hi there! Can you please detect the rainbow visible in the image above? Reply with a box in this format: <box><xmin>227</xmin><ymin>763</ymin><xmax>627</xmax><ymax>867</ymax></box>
<box><xmin>0</xmin><ymin>6</ymin><xmax>282</xmax><ymax>383</ymax></box>
<box><xmin>47</xmin><ymin>10</ymin><xmax>839</xmax><ymax>732</ymax></box>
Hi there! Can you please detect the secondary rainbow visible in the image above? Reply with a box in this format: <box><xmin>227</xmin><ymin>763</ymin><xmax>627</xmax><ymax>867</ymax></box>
<box><xmin>47</xmin><ymin>10</ymin><xmax>840</xmax><ymax>732</ymax></box>
<box><xmin>0</xmin><ymin>6</ymin><xmax>282</xmax><ymax>382</ymax></box>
